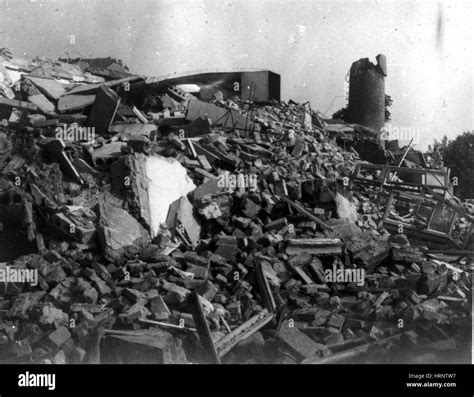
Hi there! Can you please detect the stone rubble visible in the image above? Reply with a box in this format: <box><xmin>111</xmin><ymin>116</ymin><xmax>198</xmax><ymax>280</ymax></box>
<box><xmin>0</xmin><ymin>48</ymin><xmax>471</xmax><ymax>364</ymax></box>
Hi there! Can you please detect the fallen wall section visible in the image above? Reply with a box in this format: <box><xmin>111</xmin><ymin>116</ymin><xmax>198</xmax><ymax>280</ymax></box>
<box><xmin>145</xmin><ymin>155</ymin><xmax>196</xmax><ymax>238</ymax></box>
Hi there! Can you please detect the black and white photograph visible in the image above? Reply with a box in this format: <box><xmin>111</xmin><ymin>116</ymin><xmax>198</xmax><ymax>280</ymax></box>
<box><xmin>0</xmin><ymin>0</ymin><xmax>472</xmax><ymax>394</ymax></box>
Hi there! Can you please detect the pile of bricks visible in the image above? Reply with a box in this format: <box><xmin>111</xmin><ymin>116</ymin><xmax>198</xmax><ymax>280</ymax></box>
<box><xmin>0</xmin><ymin>49</ymin><xmax>471</xmax><ymax>364</ymax></box>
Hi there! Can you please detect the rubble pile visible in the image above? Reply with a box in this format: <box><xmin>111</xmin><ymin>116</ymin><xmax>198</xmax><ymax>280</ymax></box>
<box><xmin>0</xmin><ymin>49</ymin><xmax>471</xmax><ymax>364</ymax></box>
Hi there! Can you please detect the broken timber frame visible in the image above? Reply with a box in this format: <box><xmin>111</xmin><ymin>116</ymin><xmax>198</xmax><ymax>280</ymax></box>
<box><xmin>349</xmin><ymin>162</ymin><xmax>450</xmax><ymax>204</ymax></box>
<box><xmin>215</xmin><ymin>309</ymin><xmax>274</xmax><ymax>357</ymax></box>
<box><xmin>190</xmin><ymin>291</ymin><xmax>221</xmax><ymax>364</ymax></box>
<box><xmin>278</xmin><ymin>196</ymin><xmax>334</xmax><ymax>236</ymax></box>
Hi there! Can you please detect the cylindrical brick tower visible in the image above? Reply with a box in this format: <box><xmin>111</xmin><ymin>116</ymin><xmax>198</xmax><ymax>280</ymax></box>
<box><xmin>348</xmin><ymin>54</ymin><xmax>387</xmax><ymax>133</ymax></box>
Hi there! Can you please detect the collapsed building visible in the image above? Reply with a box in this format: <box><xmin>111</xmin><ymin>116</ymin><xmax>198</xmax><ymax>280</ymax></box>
<box><xmin>0</xmin><ymin>48</ymin><xmax>471</xmax><ymax>364</ymax></box>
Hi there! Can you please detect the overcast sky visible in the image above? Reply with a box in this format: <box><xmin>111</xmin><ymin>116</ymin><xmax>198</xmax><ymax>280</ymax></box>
<box><xmin>1</xmin><ymin>0</ymin><xmax>472</xmax><ymax>150</ymax></box>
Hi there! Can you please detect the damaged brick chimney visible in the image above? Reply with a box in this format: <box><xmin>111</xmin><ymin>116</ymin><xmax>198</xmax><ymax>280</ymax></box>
<box><xmin>348</xmin><ymin>54</ymin><xmax>387</xmax><ymax>133</ymax></box>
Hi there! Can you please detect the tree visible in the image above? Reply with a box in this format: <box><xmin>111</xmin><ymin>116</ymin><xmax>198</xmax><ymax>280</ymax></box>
<box><xmin>430</xmin><ymin>135</ymin><xmax>449</xmax><ymax>154</ymax></box>
<box><xmin>442</xmin><ymin>131</ymin><xmax>474</xmax><ymax>199</ymax></box>
<box><xmin>428</xmin><ymin>134</ymin><xmax>449</xmax><ymax>168</ymax></box>
<box><xmin>384</xmin><ymin>94</ymin><xmax>393</xmax><ymax>123</ymax></box>
<box><xmin>331</xmin><ymin>106</ymin><xmax>348</xmax><ymax>122</ymax></box>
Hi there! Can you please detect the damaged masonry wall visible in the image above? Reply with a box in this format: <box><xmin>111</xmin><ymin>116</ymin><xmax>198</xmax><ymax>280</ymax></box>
<box><xmin>0</xmin><ymin>48</ymin><xmax>471</xmax><ymax>365</ymax></box>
